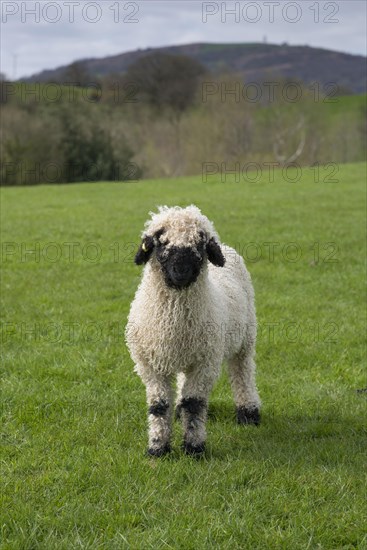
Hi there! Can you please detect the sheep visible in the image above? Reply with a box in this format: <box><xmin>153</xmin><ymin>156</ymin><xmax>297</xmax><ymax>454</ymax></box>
<box><xmin>125</xmin><ymin>205</ymin><xmax>261</xmax><ymax>456</ymax></box>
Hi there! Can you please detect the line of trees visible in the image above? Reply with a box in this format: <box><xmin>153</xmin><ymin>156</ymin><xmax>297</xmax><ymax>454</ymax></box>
<box><xmin>1</xmin><ymin>53</ymin><xmax>366</xmax><ymax>185</ymax></box>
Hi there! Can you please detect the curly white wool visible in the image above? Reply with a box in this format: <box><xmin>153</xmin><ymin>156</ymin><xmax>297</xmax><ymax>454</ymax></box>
<box><xmin>125</xmin><ymin>205</ymin><xmax>261</xmax><ymax>455</ymax></box>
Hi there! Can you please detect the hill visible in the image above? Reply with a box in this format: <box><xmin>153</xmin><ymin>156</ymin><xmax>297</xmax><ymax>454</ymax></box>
<box><xmin>24</xmin><ymin>42</ymin><xmax>366</xmax><ymax>94</ymax></box>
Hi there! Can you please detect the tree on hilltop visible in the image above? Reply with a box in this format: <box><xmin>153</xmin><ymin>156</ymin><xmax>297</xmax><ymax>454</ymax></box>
<box><xmin>124</xmin><ymin>52</ymin><xmax>206</xmax><ymax>114</ymax></box>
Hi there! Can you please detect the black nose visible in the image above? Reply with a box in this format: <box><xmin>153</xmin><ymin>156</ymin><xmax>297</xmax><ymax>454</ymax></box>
<box><xmin>173</xmin><ymin>263</ymin><xmax>190</xmax><ymax>277</ymax></box>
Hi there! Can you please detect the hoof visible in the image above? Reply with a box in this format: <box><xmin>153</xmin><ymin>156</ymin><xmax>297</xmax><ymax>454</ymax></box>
<box><xmin>236</xmin><ymin>406</ymin><xmax>261</xmax><ymax>426</ymax></box>
<box><xmin>147</xmin><ymin>444</ymin><xmax>171</xmax><ymax>457</ymax></box>
<box><xmin>183</xmin><ymin>442</ymin><xmax>206</xmax><ymax>456</ymax></box>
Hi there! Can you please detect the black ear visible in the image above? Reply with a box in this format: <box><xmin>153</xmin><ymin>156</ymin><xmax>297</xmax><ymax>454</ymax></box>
<box><xmin>135</xmin><ymin>236</ymin><xmax>154</xmax><ymax>265</ymax></box>
<box><xmin>206</xmin><ymin>237</ymin><xmax>225</xmax><ymax>267</ymax></box>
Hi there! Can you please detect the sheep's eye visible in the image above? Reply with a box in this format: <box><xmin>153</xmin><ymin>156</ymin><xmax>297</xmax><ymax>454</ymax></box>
<box><xmin>197</xmin><ymin>241</ymin><xmax>205</xmax><ymax>254</ymax></box>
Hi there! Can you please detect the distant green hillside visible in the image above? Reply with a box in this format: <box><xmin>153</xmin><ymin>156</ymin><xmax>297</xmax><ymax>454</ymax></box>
<box><xmin>24</xmin><ymin>42</ymin><xmax>367</xmax><ymax>95</ymax></box>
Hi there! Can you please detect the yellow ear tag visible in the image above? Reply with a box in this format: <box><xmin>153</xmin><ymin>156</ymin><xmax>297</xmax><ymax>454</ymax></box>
<box><xmin>142</xmin><ymin>242</ymin><xmax>148</xmax><ymax>252</ymax></box>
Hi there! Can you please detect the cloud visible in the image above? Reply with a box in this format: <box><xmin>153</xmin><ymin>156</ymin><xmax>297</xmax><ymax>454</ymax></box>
<box><xmin>0</xmin><ymin>0</ymin><xmax>366</xmax><ymax>79</ymax></box>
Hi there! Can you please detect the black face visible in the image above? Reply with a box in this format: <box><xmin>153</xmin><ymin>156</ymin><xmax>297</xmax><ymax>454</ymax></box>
<box><xmin>156</xmin><ymin>242</ymin><xmax>205</xmax><ymax>290</ymax></box>
<box><xmin>134</xmin><ymin>227</ymin><xmax>225</xmax><ymax>289</ymax></box>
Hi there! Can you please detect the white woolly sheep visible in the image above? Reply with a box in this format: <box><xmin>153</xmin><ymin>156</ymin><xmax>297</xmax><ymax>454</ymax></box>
<box><xmin>125</xmin><ymin>205</ymin><xmax>261</xmax><ymax>456</ymax></box>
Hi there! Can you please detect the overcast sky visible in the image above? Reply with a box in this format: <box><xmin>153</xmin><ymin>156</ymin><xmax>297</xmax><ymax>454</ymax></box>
<box><xmin>1</xmin><ymin>0</ymin><xmax>366</xmax><ymax>79</ymax></box>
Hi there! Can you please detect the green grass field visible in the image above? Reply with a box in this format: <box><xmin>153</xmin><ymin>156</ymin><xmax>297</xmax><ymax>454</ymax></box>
<box><xmin>1</xmin><ymin>163</ymin><xmax>366</xmax><ymax>549</ymax></box>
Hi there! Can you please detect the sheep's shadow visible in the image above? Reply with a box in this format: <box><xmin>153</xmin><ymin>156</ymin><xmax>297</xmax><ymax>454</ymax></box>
<box><xmin>181</xmin><ymin>399</ymin><xmax>366</xmax><ymax>463</ymax></box>
<box><xmin>207</xmin><ymin>401</ymin><xmax>238</xmax><ymax>422</ymax></box>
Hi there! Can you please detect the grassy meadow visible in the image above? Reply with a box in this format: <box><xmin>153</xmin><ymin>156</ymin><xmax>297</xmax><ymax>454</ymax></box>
<box><xmin>1</xmin><ymin>162</ymin><xmax>366</xmax><ymax>549</ymax></box>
